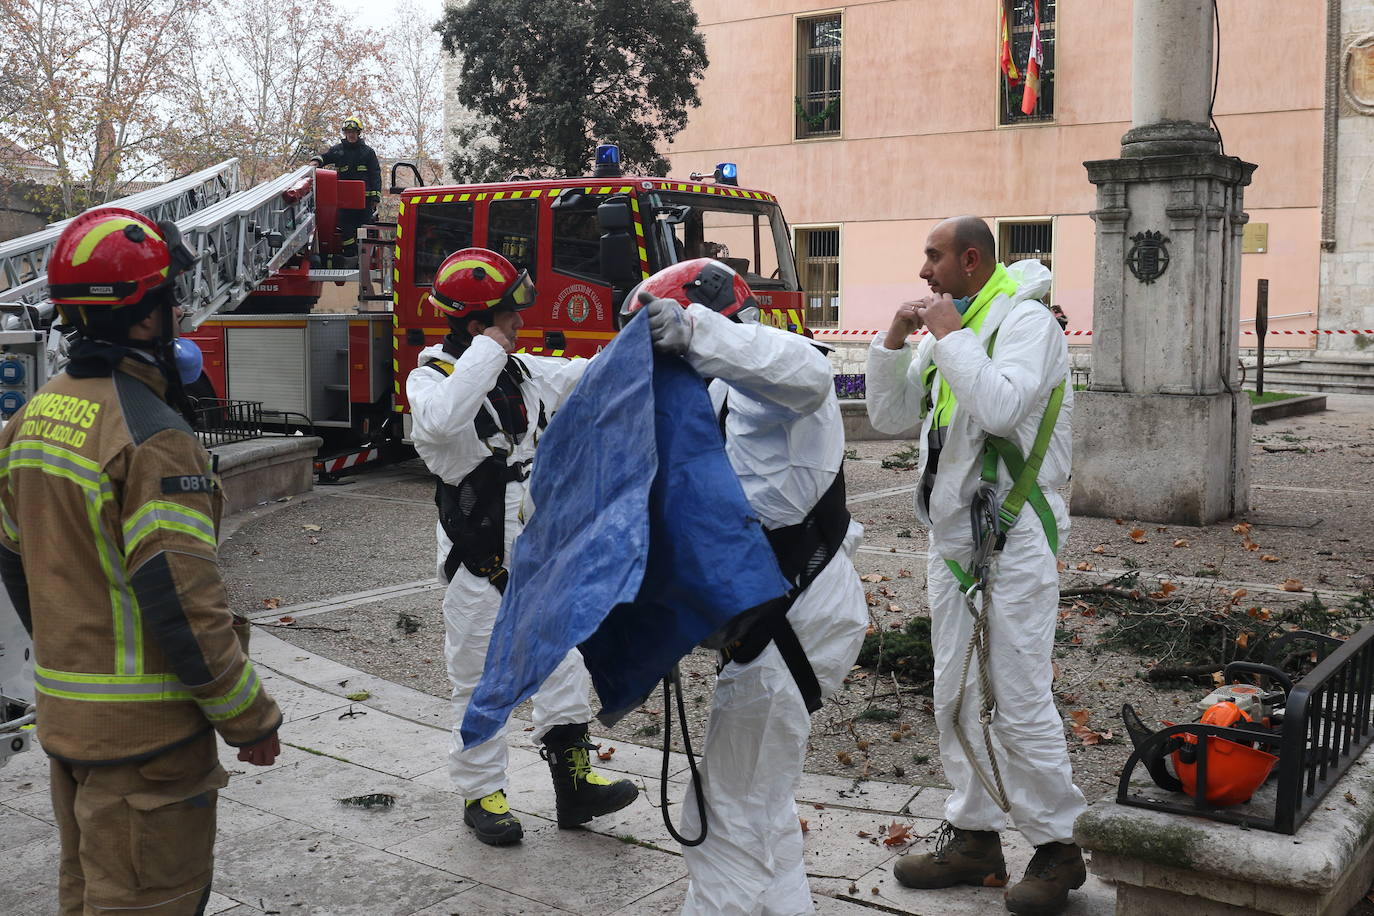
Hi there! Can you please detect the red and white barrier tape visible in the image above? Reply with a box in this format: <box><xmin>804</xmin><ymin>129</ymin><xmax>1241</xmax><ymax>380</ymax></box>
<box><xmin>316</xmin><ymin>448</ymin><xmax>378</xmax><ymax>474</ymax></box>
<box><xmin>814</xmin><ymin>329</ymin><xmax>1374</xmax><ymax>338</ymax></box>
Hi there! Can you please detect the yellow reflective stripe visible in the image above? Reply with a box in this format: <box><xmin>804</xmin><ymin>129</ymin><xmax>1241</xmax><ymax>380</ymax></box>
<box><xmin>71</xmin><ymin>218</ymin><xmax>162</xmax><ymax>267</ymax></box>
<box><xmin>437</xmin><ymin>258</ymin><xmax>507</xmax><ymax>286</ymax></box>
<box><xmin>198</xmin><ymin>663</ymin><xmax>262</xmax><ymax>721</ymax></box>
<box><xmin>34</xmin><ymin>666</ymin><xmax>191</xmax><ymax>701</ymax></box>
<box><xmin>0</xmin><ymin>440</ymin><xmax>102</xmax><ymax>476</ymax></box>
<box><xmin>123</xmin><ymin>500</ymin><xmax>217</xmax><ymax>553</ymax></box>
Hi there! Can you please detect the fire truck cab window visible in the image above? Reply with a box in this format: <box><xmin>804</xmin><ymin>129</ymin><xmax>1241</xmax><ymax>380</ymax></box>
<box><xmin>648</xmin><ymin>192</ymin><xmax>799</xmax><ymax>291</ymax></box>
<box><xmin>413</xmin><ymin>201</ymin><xmax>475</xmax><ymax>286</ymax></box>
<box><xmin>487</xmin><ymin>199</ymin><xmax>538</xmax><ymax>279</ymax></box>
<box><xmin>552</xmin><ymin>209</ymin><xmax>602</xmax><ymax>279</ymax></box>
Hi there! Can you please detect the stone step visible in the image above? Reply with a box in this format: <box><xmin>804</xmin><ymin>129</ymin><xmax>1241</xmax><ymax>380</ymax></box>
<box><xmin>1256</xmin><ymin>368</ymin><xmax>1374</xmax><ymax>386</ymax></box>
<box><xmin>1248</xmin><ymin>375</ymin><xmax>1374</xmax><ymax>395</ymax></box>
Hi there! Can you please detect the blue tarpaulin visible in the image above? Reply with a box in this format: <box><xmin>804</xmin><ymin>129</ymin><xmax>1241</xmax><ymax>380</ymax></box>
<box><xmin>460</xmin><ymin>314</ymin><xmax>790</xmax><ymax>747</ymax></box>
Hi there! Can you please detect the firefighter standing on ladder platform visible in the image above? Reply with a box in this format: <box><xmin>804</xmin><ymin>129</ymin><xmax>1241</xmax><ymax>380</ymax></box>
<box><xmin>0</xmin><ymin>207</ymin><xmax>282</xmax><ymax>915</ymax></box>
<box><xmin>866</xmin><ymin>217</ymin><xmax>1088</xmax><ymax>916</ymax></box>
<box><xmin>406</xmin><ymin>248</ymin><xmax>638</xmax><ymax>847</ymax></box>
<box><xmin>310</xmin><ymin>114</ymin><xmax>381</xmax><ymax>268</ymax></box>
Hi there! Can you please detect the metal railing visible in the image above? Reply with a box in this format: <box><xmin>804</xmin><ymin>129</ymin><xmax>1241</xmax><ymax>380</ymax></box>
<box><xmin>191</xmin><ymin>398</ymin><xmax>263</xmax><ymax>447</ymax></box>
<box><xmin>1117</xmin><ymin>625</ymin><xmax>1374</xmax><ymax>834</ymax></box>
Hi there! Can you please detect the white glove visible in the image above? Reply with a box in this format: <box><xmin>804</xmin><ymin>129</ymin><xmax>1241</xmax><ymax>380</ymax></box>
<box><xmin>642</xmin><ymin>293</ymin><xmax>692</xmax><ymax>356</ymax></box>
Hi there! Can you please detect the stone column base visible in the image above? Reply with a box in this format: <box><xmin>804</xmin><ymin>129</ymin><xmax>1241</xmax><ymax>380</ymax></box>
<box><xmin>212</xmin><ymin>436</ymin><xmax>323</xmax><ymax>516</ymax></box>
<box><xmin>1071</xmin><ymin>390</ymin><xmax>1249</xmax><ymax>525</ymax></box>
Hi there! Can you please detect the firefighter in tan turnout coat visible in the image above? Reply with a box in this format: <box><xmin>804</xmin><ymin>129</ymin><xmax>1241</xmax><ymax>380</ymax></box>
<box><xmin>0</xmin><ymin>207</ymin><xmax>282</xmax><ymax>915</ymax></box>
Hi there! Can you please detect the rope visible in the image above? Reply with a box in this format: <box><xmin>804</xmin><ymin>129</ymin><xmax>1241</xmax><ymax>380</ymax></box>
<box><xmin>950</xmin><ymin>580</ymin><xmax>1011</xmax><ymax>814</ymax></box>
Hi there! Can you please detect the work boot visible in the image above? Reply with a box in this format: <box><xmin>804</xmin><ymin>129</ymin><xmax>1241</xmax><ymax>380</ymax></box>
<box><xmin>1004</xmin><ymin>842</ymin><xmax>1087</xmax><ymax>915</ymax></box>
<box><xmin>893</xmin><ymin>822</ymin><xmax>1008</xmax><ymax>889</ymax></box>
<box><xmin>540</xmin><ymin>723</ymin><xmax>639</xmax><ymax>827</ymax></box>
<box><xmin>463</xmin><ymin>790</ymin><xmax>523</xmax><ymax>846</ymax></box>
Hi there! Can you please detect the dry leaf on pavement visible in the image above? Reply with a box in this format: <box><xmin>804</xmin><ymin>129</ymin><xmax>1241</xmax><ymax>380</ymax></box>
<box><xmin>1261</xmin><ymin>554</ymin><xmax>1281</xmax><ymax>563</ymax></box>
<box><xmin>1129</xmin><ymin>528</ymin><xmax>1148</xmax><ymax>543</ymax></box>
<box><xmin>1280</xmin><ymin>578</ymin><xmax>1305</xmax><ymax>592</ymax></box>
<box><xmin>883</xmin><ymin>822</ymin><xmax>914</xmax><ymax>847</ymax></box>
<box><xmin>597</xmin><ymin>747</ymin><xmax>616</xmax><ymax>761</ymax></box>
<box><xmin>1075</xmin><ymin>561</ymin><xmax>1094</xmax><ymax>571</ymax></box>
<box><xmin>262</xmin><ymin>597</ymin><xmax>282</xmax><ymax>609</ymax></box>
<box><xmin>1173</xmin><ymin>539</ymin><xmax>1189</xmax><ymax>548</ymax></box>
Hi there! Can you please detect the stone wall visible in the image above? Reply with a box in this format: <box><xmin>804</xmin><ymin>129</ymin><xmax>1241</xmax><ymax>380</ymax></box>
<box><xmin>1319</xmin><ymin>4</ymin><xmax>1374</xmax><ymax>352</ymax></box>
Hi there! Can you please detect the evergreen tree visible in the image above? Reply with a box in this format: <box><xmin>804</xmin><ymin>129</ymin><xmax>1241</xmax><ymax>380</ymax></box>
<box><xmin>436</xmin><ymin>0</ymin><xmax>707</xmax><ymax>181</ymax></box>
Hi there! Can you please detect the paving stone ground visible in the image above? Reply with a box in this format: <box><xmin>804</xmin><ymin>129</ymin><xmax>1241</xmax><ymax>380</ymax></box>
<box><xmin>0</xmin><ymin>626</ymin><xmax>1115</xmax><ymax>915</ymax></box>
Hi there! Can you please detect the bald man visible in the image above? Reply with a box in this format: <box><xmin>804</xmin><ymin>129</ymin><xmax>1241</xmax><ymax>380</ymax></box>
<box><xmin>865</xmin><ymin>217</ymin><xmax>1087</xmax><ymax>916</ymax></box>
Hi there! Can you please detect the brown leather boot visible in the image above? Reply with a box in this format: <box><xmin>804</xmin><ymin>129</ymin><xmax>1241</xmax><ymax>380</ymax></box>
<box><xmin>893</xmin><ymin>822</ymin><xmax>1008</xmax><ymax>889</ymax></box>
<box><xmin>1004</xmin><ymin>841</ymin><xmax>1087</xmax><ymax>915</ymax></box>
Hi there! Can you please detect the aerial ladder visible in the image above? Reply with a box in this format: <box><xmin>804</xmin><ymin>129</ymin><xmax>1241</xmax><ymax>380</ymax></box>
<box><xmin>0</xmin><ymin>157</ymin><xmax>377</xmax><ymax>766</ymax></box>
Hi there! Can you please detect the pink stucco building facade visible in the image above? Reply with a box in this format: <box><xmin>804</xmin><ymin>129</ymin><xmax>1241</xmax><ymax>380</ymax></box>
<box><xmin>663</xmin><ymin>0</ymin><xmax>1326</xmax><ymax>347</ymax></box>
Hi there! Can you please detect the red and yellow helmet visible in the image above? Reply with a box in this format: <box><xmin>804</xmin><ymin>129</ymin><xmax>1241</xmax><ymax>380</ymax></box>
<box><xmin>429</xmin><ymin>248</ymin><xmax>535</xmax><ymax>320</ymax></box>
<box><xmin>621</xmin><ymin>258</ymin><xmax>758</xmax><ymax>322</ymax></box>
<box><xmin>47</xmin><ymin>207</ymin><xmax>190</xmax><ymax>309</ymax></box>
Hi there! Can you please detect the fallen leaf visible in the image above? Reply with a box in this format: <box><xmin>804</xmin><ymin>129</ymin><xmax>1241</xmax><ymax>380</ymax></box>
<box><xmin>865</xmin><ymin>625</ymin><xmax>877</xmax><ymax>636</ymax></box>
<box><xmin>836</xmin><ymin>751</ymin><xmax>853</xmax><ymax>766</ymax></box>
<box><xmin>861</xmin><ymin>573</ymin><xmax>884</xmax><ymax>583</ymax></box>
<box><xmin>1114</xmin><ymin>518</ymin><xmax>1124</xmax><ymax>525</ymax></box>
<box><xmin>1260</xmin><ymin>554</ymin><xmax>1281</xmax><ymax>563</ymax></box>
<box><xmin>1056</xmin><ymin>559</ymin><xmax>1067</xmax><ymax>572</ymax></box>
<box><xmin>597</xmin><ymin>747</ymin><xmax>616</xmax><ymax>761</ymax></box>
<box><xmin>887</xmin><ymin>603</ymin><xmax>902</xmax><ymax>613</ymax></box>
<box><xmin>345</xmin><ymin>690</ymin><xmax>371</xmax><ymax>701</ymax></box>
<box><xmin>278</xmin><ymin>615</ymin><xmax>295</xmax><ymax>625</ymax></box>
<box><xmin>1173</xmin><ymin>539</ymin><xmax>1189</xmax><ymax>548</ymax></box>
<box><xmin>799</xmin><ymin>817</ymin><xmax>809</xmax><ymax>833</ymax></box>
<box><xmin>308</xmin><ymin>536</ymin><xmax>319</xmax><ymax>545</ymax></box>
<box><xmin>1149</xmin><ymin>582</ymin><xmax>1178</xmax><ymax>599</ymax></box>
<box><xmin>865</xmin><ymin>593</ymin><xmax>882</xmax><ymax>607</ymax></box>
<box><xmin>1129</xmin><ymin>528</ymin><xmax>1148</xmax><ymax>543</ymax></box>
<box><xmin>262</xmin><ymin>597</ymin><xmax>282</xmax><ymax>609</ymax></box>
<box><xmin>883</xmin><ymin>822</ymin><xmax>914</xmax><ymax>847</ymax></box>
<box><xmin>1345</xmin><ymin>791</ymin><xmax>1357</xmax><ymax>805</ymax></box>
<box><xmin>1071</xmin><ymin>723</ymin><xmax>1113</xmax><ymax>746</ymax></box>
<box><xmin>302</xmin><ymin>524</ymin><xmax>322</xmax><ymax>532</ymax></box>
<box><xmin>1155</xmin><ymin>526</ymin><xmax>1168</xmax><ymax>532</ymax></box>
<box><xmin>1051</xmin><ymin>661</ymin><xmax>1061</xmax><ymax>682</ymax></box>
<box><xmin>897</xmin><ymin>568</ymin><xmax>913</xmax><ymax>578</ymax></box>
<box><xmin>857</xmin><ymin>830</ymin><xmax>872</xmax><ymax>839</ymax></box>
<box><xmin>1075</xmin><ymin>561</ymin><xmax>1094</xmax><ymax>571</ymax></box>
<box><xmin>856</xmin><ymin>739</ymin><xmax>870</xmax><ymax>751</ymax></box>
<box><xmin>1241</xmin><ymin>536</ymin><xmax>1260</xmax><ymax>551</ymax></box>
<box><xmin>1070</xmin><ymin>709</ymin><xmax>1091</xmax><ymax>727</ymax></box>
<box><xmin>1091</xmin><ymin>545</ymin><xmax>1107</xmax><ymax>554</ymax></box>
<box><xmin>891</xmin><ymin>731</ymin><xmax>903</xmax><ymax>742</ymax></box>
<box><xmin>1235</xmin><ymin>633</ymin><xmax>1249</xmax><ymax>649</ymax></box>
<box><xmin>1232</xmin><ymin>522</ymin><xmax>1252</xmax><ymax>535</ymax></box>
<box><xmin>1280</xmin><ymin>578</ymin><xmax>1305</xmax><ymax>592</ymax></box>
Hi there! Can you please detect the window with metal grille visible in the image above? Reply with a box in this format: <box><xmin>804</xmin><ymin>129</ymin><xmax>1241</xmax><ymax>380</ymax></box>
<box><xmin>796</xmin><ymin>15</ymin><xmax>842</xmax><ymax>139</ymax></box>
<box><xmin>999</xmin><ymin>0</ymin><xmax>1055</xmax><ymax>125</ymax></box>
<box><xmin>998</xmin><ymin>219</ymin><xmax>1053</xmax><ymax>305</ymax></box>
<box><xmin>796</xmin><ymin>227</ymin><xmax>840</xmax><ymax>328</ymax></box>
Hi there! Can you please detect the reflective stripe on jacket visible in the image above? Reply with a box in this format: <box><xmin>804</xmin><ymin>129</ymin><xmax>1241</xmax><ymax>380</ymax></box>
<box><xmin>0</xmin><ymin>355</ymin><xmax>281</xmax><ymax>764</ymax></box>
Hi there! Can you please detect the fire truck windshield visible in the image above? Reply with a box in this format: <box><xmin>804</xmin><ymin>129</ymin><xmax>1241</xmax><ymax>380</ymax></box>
<box><xmin>646</xmin><ymin>192</ymin><xmax>800</xmax><ymax>291</ymax></box>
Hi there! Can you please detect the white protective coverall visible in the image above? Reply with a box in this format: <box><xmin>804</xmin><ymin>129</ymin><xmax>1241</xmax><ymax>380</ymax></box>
<box><xmin>407</xmin><ymin>335</ymin><xmax>593</xmax><ymax>799</ymax></box>
<box><xmin>864</xmin><ymin>260</ymin><xmax>1087</xmax><ymax>846</ymax></box>
<box><xmin>675</xmin><ymin>305</ymin><xmax>869</xmax><ymax>916</ymax></box>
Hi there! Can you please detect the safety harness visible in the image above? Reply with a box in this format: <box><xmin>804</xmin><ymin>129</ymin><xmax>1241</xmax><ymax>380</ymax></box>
<box><xmin>428</xmin><ymin>355</ymin><xmax>546</xmax><ymax>594</ymax></box>
<box><xmin>661</xmin><ymin>399</ymin><xmax>852</xmax><ymax>847</ymax></box>
<box><xmin>935</xmin><ymin>323</ymin><xmax>1067</xmax><ymax>813</ymax></box>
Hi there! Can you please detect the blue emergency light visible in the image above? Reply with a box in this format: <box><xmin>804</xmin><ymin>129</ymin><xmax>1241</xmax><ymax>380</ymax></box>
<box><xmin>714</xmin><ymin>162</ymin><xmax>738</xmax><ymax>186</ymax></box>
<box><xmin>593</xmin><ymin>142</ymin><xmax>623</xmax><ymax>177</ymax></box>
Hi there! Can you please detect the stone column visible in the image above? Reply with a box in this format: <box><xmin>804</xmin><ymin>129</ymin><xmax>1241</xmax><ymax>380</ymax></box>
<box><xmin>1071</xmin><ymin>0</ymin><xmax>1257</xmax><ymax>526</ymax></box>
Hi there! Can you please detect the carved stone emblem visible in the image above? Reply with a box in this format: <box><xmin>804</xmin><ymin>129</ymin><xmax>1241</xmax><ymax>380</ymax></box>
<box><xmin>1345</xmin><ymin>35</ymin><xmax>1374</xmax><ymax>114</ymax></box>
<box><xmin>1126</xmin><ymin>230</ymin><xmax>1171</xmax><ymax>284</ymax></box>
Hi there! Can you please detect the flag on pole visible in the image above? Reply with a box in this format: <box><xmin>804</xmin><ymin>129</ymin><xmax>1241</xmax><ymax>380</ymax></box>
<box><xmin>1020</xmin><ymin>0</ymin><xmax>1043</xmax><ymax>115</ymax></box>
<box><xmin>1000</xmin><ymin>3</ymin><xmax>1021</xmax><ymax>86</ymax></box>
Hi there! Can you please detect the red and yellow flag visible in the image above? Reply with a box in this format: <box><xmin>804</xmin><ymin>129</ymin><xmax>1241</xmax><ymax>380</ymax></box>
<box><xmin>1000</xmin><ymin>4</ymin><xmax>1020</xmax><ymax>86</ymax></box>
<box><xmin>1020</xmin><ymin>0</ymin><xmax>1043</xmax><ymax>114</ymax></box>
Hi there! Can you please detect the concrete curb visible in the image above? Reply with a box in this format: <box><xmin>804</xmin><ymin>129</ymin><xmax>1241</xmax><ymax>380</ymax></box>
<box><xmin>1251</xmin><ymin>393</ymin><xmax>1328</xmax><ymax>422</ymax></box>
<box><xmin>212</xmin><ymin>435</ymin><xmax>322</xmax><ymax>515</ymax></box>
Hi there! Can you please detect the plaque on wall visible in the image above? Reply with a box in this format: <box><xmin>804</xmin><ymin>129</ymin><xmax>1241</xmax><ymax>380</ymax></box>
<box><xmin>1242</xmin><ymin>223</ymin><xmax>1268</xmax><ymax>254</ymax></box>
<box><xmin>1345</xmin><ymin>35</ymin><xmax>1374</xmax><ymax>114</ymax></box>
